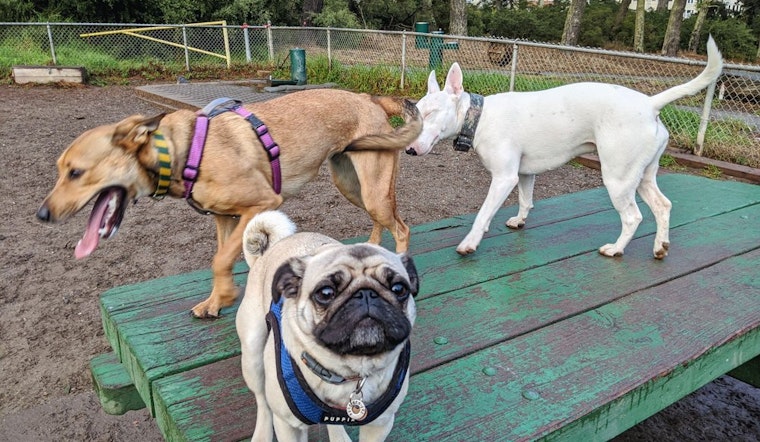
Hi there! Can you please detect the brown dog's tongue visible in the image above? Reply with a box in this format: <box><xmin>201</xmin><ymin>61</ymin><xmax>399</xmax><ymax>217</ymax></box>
<box><xmin>74</xmin><ymin>192</ymin><xmax>111</xmax><ymax>259</ymax></box>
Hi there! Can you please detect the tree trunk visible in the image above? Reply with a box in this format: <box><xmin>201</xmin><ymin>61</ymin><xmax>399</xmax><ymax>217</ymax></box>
<box><xmin>302</xmin><ymin>0</ymin><xmax>323</xmax><ymax>25</ymax></box>
<box><xmin>449</xmin><ymin>0</ymin><xmax>467</xmax><ymax>36</ymax></box>
<box><xmin>634</xmin><ymin>0</ymin><xmax>646</xmax><ymax>52</ymax></box>
<box><xmin>688</xmin><ymin>0</ymin><xmax>710</xmax><ymax>52</ymax></box>
<box><xmin>655</xmin><ymin>0</ymin><xmax>669</xmax><ymax>12</ymax></box>
<box><xmin>612</xmin><ymin>0</ymin><xmax>633</xmax><ymax>37</ymax></box>
<box><xmin>662</xmin><ymin>0</ymin><xmax>688</xmax><ymax>56</ymax></box>
<box><xmin>419</xmin><ymin>0</ymin><xmax>433</xmax><ymax>23</ymax></box>
<box><xmin>561</xmin><ymin>0</ymin><xmax>587</xmax><ymax>46</ymax></box>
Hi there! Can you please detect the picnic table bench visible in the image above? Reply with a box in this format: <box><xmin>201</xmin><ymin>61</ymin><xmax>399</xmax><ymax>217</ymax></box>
<box><xmin>90</xmin><ymin>173</ymin><xmax>760</xmax><ymax>441</ymax></box>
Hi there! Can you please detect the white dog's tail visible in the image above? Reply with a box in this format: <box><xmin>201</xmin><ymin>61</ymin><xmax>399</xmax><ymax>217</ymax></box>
<box><xmin>649</xmin><ymin>36</ymin><xmax>723</xmax><ymax>111</ymax></box>
<box><xmin>243</xmin><ymin>210</ymin><xmax>297</xmax><ymax>266</ymax></box>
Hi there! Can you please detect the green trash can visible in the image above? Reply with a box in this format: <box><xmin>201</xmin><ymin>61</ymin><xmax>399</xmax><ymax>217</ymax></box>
<box><xmin>290</xmin><ymin>48</ymin><xmax>306</xmax><ymax>85</ymax></box>
<box><xmin>415</xmin><ymin>22</ymin><xmax>430</xmax><ymax>49</ymax></box>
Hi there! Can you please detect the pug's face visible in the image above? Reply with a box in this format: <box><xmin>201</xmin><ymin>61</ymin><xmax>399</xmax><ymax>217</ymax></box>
<box><xmin>272</xmin><ymin>243</ymin><xmax>418</xmax><ymax>357</ymax></box>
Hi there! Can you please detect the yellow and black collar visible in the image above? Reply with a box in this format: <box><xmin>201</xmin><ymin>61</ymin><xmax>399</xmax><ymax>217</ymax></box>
<box><xmin>151</xmin><ymin>130</ymin><xmax>172</xmax><ymax>199</ymax></box>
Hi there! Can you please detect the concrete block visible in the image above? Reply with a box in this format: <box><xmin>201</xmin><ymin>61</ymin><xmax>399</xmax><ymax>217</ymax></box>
<box><xmin>12</xmin><ymin>66</ymin><xmax>86</xmax><ymax>85</ymax></box>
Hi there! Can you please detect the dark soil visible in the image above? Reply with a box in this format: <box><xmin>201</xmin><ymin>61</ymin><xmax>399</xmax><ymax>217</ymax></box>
<box><xmin>0</xmin><ymin>84</ymin><xmax>758</xmax><ymax>441</ymax></box>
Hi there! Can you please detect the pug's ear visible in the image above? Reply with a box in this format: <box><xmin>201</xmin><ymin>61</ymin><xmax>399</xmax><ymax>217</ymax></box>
<box><xmin>272</xmin><ymin>257</ymin><xmax>307</xmax><ymax>303</ymax></box>
<box><xmin>400</xmin><ymin>253</ymin><xmax>419</xmax><ymax>297</ymax></box>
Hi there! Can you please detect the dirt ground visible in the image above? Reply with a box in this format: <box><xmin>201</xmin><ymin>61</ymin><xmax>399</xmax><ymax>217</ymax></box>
<box><xmin>0</xmin><ymin>84</ymin><xmax>758</xmax><ymax>441</ymax></box>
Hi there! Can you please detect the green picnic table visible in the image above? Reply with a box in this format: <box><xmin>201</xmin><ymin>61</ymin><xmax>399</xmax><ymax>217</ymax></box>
<box><xmin>90</xmin><ymin>173</ymin><xmax>760</xmax><ymax>441</ymax></box>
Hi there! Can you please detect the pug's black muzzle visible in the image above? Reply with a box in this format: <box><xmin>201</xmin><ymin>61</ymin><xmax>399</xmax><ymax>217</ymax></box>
<box><xmin>315</xmin><ymin>288</ymin><xmax>411</xmax><ymax>357</ymax></box>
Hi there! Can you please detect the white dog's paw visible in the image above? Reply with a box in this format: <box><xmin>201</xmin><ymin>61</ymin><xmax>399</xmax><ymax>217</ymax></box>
<box><xmin>506</xmin><ymin>216</ymin><xmax>526</xmax><ymax>229</ymax></box>
<box><xmin>456</xmin><ymin>240</ymin><xmax>478</xmax><ymax>255</ymax></box>
<box><xmin>653</xmin><ymin>242</ymin><xmax>670</xmax><ymax>260</ymax></box>
<box><xmin>457</xmin><ymin>244</ymin><xmax>478</xmax><ymax>256</ymax></box>
<box><xmin>598</xmin><ymin>244</ymin><xmax>624</xmax><ymax>257</ymax></box>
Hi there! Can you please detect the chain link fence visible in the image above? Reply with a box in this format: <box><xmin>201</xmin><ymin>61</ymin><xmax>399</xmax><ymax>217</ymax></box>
<box><xmin>1</xmin><ymin>22</ymin><xmax>759</xmax><ymax>167</ymax></box>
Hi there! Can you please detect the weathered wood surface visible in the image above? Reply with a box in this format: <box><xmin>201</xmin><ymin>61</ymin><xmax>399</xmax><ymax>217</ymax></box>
<box><xmin>97</xmin><ymin>174</ymin><xmax>760</xmax><ymax>441</ymax></box>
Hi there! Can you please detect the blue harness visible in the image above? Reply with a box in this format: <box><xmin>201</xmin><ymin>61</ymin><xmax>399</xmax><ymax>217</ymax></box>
<box><xmin>265</xmin><ymin>297</ymin><xmax>411</xmax><ymax>426</ymax></box>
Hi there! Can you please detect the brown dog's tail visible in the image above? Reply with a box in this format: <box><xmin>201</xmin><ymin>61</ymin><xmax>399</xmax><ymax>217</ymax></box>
<box><xmin>344</xmin><ymin>99</ymin><xmax>422</xmax><ymax>152</ymax></box>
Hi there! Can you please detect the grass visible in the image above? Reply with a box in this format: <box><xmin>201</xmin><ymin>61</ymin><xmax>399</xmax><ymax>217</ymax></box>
<box><xmin>701</xmin><ymin>164</ymin><xmax>724</xmax><ymax>179</ymax></box>
<box><xmin>659</xmin><ymin>153</ymin><xmax>688</xmax><ymax>172</ymax></box>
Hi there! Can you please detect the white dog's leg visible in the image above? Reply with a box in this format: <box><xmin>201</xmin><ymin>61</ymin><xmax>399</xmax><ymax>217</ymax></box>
<box><xmin>506</xmin><ymin>173</ymin><xmax>536</xmax><ymax>229</ymax></box>
<box><xmin>326</xmin><ymin>425</ymin><xmax>353</xmax><ymax>442</ymax></box>
<box><xmin>599</xmin><ymin>181</ymin><xmax>642</xmax><ymax>257</ymax></box>
<box><xmin>457</xmin><ymin>173</ymin><xmax>519</xmax><ymax>255</ymax></box>
<box><xmin>636</xmin><ymin>166</ymin><xmax>671</xmax><ymax>259</ymax></box>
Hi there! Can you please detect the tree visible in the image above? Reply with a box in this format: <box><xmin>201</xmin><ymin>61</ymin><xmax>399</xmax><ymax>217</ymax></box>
<box><xmin>561</xmin><ymin>0</ymin><xmax>586</xmax><ymax>45</ymax></box>
<box><xmin>688</xmin><ymin>0</ymin><xmax>713</xmax><ymax>51</ymax></box>
<box><xmin>349</xmin><ymin>0</ymin><xmax>419</xmax><ymax>30</ymax></box>
<box><xmin>634</xmin><ymin>0</ymin><xmax>645</xmax><ymax>51</ymax></box>
<box><xmin>611</xmin><ymin>0</ymin><xmax>633</xmax><ymax>37</ymax></box>
<box><xmin>662</xmin><ymin>0</ymin><xmax>687</xmax><ymax>55</ymax></box>
<box><xmin>449</xmin><ymin>0</ymin><xmax>467</xmax><ymax>35</ymax></box>
<box><xmin>311</xmin><ymin>0</ymin><xmax>359</xmax><ymax>27</ymax></box>
<box><xmin>303</xmin><ymin>0</ymin><xmax>324</xmax><ymax>25</ymax></box>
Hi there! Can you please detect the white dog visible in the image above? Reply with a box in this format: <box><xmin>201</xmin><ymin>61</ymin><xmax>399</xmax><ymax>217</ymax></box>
<box><xmin>407</xmin><ymin>37</ymin><xmax>723</xmax><ymax>259</ymax></box>
<box><xmin>236</xmin><ymin>210</ymin><xmax>418</xmax><ymax>442</ymax></box>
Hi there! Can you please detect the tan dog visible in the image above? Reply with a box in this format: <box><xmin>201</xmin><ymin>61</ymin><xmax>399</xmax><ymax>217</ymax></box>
<box><xmin>237</xmin><ymin>210</ymin><xmax>418</xmax><ymax>441</ymax></box>
<box><xmin>36</xmin><ymin>88</ymin><xmax>422</xmax><ymax>318</ymax></box>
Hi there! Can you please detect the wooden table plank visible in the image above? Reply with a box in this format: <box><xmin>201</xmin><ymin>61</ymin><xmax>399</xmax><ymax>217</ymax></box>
<box><xmin>410</xmin><ymin>203</ymin><xmax>760</xmax><ymax>372</ymax></box>
<box><xmin>368</xmin><ymin>173</ymin><xmax>760</xmax><ymax>254</ymax></box>
<box><xmin>392</xmin><ymin>248</ymin><xmax>760</xmax><ymax>441</ymax></box>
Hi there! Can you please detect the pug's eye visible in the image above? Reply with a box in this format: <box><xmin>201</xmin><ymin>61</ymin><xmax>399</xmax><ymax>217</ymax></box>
<box><xmin>391</xmin><ymin>283</ymin><xmax>409</xmax><ymax>301</ymax></box>
<box><xmin>313</xmin><ymin>286</ymin><xmax>335</xmax><ymax>306</ymax></box>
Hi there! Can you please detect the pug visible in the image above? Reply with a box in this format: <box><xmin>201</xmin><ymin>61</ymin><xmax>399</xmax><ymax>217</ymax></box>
<box><xmin>236</xmin><ymin>210</ymin><xmax>419</xmax><ymax>442</ymax></box>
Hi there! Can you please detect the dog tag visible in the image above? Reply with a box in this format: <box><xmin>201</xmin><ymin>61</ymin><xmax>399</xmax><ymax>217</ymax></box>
<box><xmin>346</xmin><ymin>392</ymin><xmax>368</xmax><ymax>421</ymax></box>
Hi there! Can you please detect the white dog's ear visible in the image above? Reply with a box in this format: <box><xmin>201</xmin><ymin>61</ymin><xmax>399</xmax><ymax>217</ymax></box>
<box><xmin>426</xmin><ymin>70</ymin><xmax>440</xmax><ymax>95</ymax></box>
<box><xmin>443</xmin><ymin>63</ymin><xmax>464</xmax><ymax>97</ymax></box>
<box><xmin>272</xmin><ymin>257</ymin><xmax>306</xmax><ymax>302</ymax></box>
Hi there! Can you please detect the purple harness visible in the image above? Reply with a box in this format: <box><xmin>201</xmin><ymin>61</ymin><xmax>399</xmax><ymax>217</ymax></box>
<box><xmin>183</xmin><ymin>98</ymin><xmax>282</xmax><ymax>212</ymax></box>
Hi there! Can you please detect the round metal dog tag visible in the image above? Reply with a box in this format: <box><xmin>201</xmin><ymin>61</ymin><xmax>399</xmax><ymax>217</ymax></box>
<box><xmin>346</xmin><ymin>396</ymin><xmax>367</xmax><ymax>421</ymax></box>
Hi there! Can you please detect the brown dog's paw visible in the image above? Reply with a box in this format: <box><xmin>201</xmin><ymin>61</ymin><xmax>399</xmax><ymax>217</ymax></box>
<box><xmin>191</xmin><ymin>300</ymin><xmax>222</xmax><ymax>319</ymax></box>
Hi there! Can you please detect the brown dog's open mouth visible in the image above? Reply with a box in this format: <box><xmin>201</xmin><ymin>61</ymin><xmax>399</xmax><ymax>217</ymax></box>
<box><xmin>75</xmin><ymin>186</ymin><xmax>128</xmax><ymax>259</ymax></box>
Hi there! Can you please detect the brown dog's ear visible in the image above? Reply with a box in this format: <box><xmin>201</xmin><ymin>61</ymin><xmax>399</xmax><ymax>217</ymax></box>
<box><xmin>400</xmin><ymin>253</ymin><xmax>419</xmax><ymax>297</ymax></box>
<box><xmin>272</xmin><ymin>257</ymin><xmax>306</xmax><ymax>303</ymax></box>
<box><xmin>112</xmin><ymin>113</ymin><xmax>166</xmax><ymax>153</ymax></box>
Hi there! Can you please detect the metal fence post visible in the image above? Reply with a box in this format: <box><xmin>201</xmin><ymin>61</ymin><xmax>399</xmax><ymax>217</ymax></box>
<box><xmin>267</xmin><ymin>21</ymin><xmax>274</xmax><ymax>63</ymax></box>
<box><xmin>401</xmin><ymin>31</ymin><xmax>407</xmax><ymax>90</ymax></box>
<box><xmin>182</xmin><ymin>25</ymin><xmax>190</xmax><ymax>71</ymax></box>
<box><xmin>243</xmin><ymin>24</ymin><xmax>251</xmax><ymax>63</ymax></box>
<box><xmin>222</xmin><ymin>21</ymin><xmax>231</xmax><ymax>68</ymax></box>
<box><xmin>696</xmin><ymin>79</ymin><xmax>718</xmax><ymax>156</ymax></box>
<box><xmin>509</xmin><ymin>43</ymin><xmax>518</xmax><ymax>92</ymax></box>
<box><xmin>327</xmin><ymin>28</ymin><xmax>332</xmax><ymax>70</ymax></box>
<box><xmin>46</xmin><ymin>23</ymin><xmax>57</xmax><ymax>65</ymax></box>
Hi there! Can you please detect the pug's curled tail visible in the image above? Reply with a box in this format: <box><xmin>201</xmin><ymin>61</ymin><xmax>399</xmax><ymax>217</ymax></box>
<box><xmin>243</xmin><ymin>210</ymin><xmax>297</xmax><ymax>266</ymax></box>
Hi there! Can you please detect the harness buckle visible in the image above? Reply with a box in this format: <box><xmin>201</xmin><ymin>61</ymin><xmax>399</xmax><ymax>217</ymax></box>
<box><xmin>183</xmin><ymin>165</ymin><xmax>199</xmax><ymax>181</ymax></box>
<box><xmin>453</xmin><ymin>135</ymin><xmax>474</xmax><ymax>152</ymax></box>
